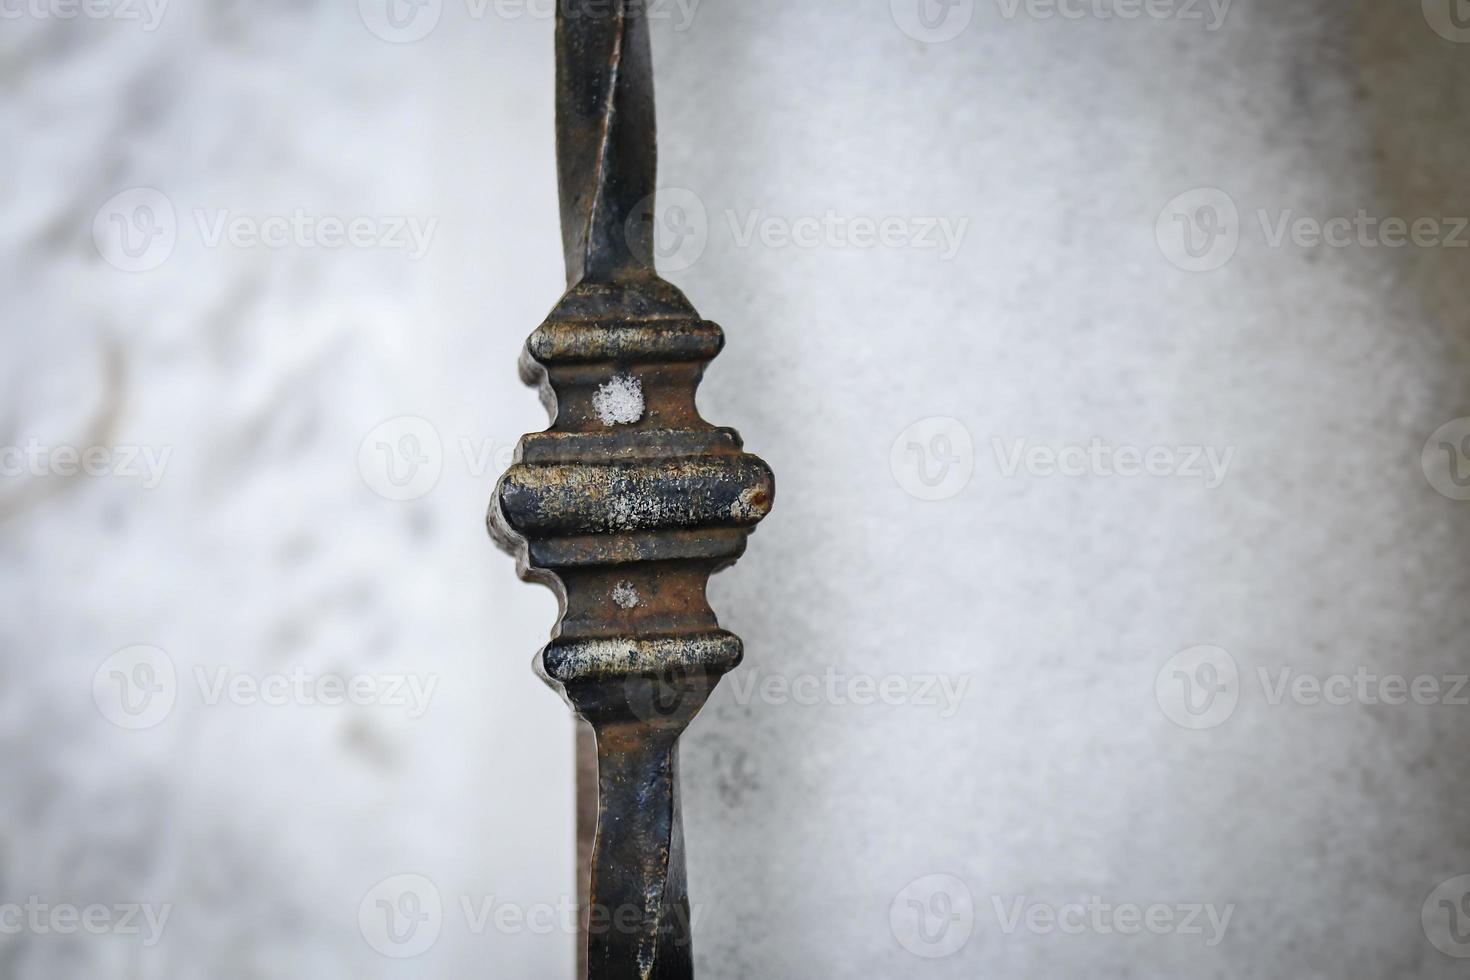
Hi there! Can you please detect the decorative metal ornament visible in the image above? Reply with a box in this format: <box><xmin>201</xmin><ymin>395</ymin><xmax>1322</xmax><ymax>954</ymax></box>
<box><xmin>488</xmin><ymin>2</ymin><xmax>773</xmax><ymax>976</ymax></box>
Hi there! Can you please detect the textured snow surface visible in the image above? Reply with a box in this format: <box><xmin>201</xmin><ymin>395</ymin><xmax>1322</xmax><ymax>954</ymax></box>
<box><xmin>611</xmin><ymin>582</ymin><xmax>640</xmax><ymax>610</ymax></box>
<box><xmin>592</xmin><ymin>375</ymin><xmax>645</xmax><ymax>426</ymax></box>
<box><xmin>4</xmin><ymin>1</ymin><xmax>1470</xmax><ymax>978</ymax></box>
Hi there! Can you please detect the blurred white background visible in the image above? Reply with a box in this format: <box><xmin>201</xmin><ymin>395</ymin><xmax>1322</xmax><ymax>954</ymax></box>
<box><xmin>3</xmin><ymin>0</ymin><xmax>1470</xmax><ymax>977</ymax></box>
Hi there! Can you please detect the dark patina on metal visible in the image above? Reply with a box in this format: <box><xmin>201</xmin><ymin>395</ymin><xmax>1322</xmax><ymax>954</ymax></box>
<box><xmin>488</xmin><ymin>2</ymin><xmax>772</xmax><ymax>976</ymax></box>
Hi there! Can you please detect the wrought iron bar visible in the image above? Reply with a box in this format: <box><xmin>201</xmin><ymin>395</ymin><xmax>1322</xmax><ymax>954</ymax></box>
<box><xmin>488</xmin><ymin>2</ymin><xmax>773</xmax><ymax>976</ymax></box>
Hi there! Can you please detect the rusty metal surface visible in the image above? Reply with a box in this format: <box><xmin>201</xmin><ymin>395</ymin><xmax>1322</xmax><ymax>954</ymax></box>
<box><xmin>488</xmin><ymin>2</ymin><xmax>772</xmax><ymax>976</ymax></box>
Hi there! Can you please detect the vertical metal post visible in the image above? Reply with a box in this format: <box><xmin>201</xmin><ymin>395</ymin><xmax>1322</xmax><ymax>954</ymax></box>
<box><xmin>489</xmin><ymin>2</ymin><xmax>773</xmax><ymax>976</ymax></box>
